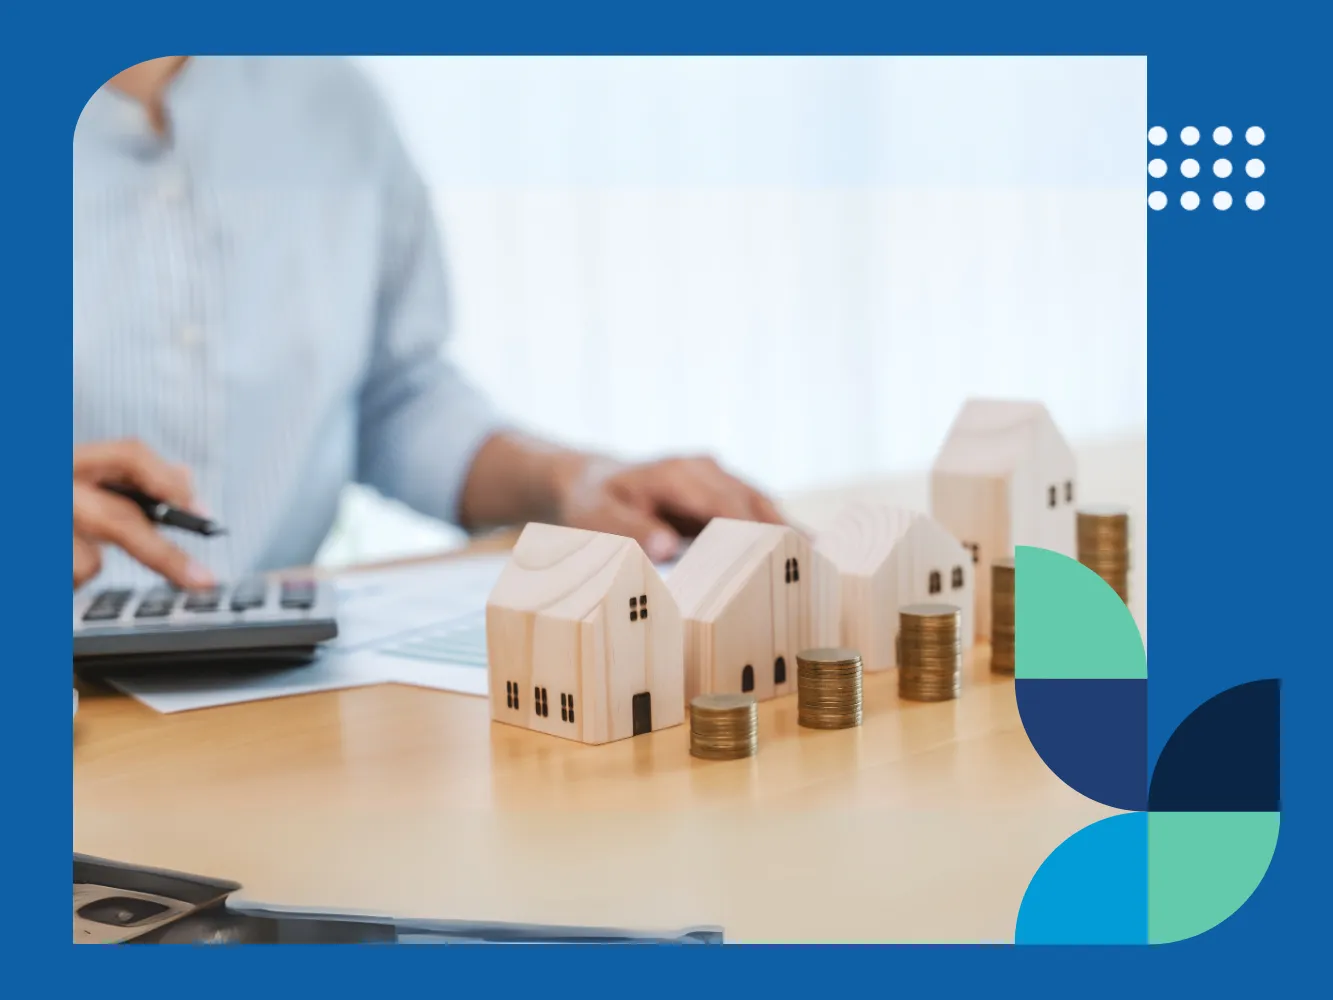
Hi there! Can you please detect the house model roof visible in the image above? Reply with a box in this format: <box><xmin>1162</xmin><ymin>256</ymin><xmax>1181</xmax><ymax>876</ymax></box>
<box><xmin>931</xmin><ymin>398</ymin><xmax>1063</xmax><ymax>477</ymax></box>
<box><xmin>817</xmin><ymin>503</ymin><xmax>926</xmax><ymax>578</ymax></box>
<box><xmin>668</xmin><ymin>518</ymin><xmax>789</xmax><ymax>624</ymax></box>
<box><xmin>487</xmin><ymin>523</ymin><xmax>642</xmax><ymax>623</ymax></box>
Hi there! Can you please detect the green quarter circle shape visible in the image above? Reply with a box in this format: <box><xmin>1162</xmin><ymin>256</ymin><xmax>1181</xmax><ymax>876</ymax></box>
<box><xmin>1148</xmin><ymin>812</ymin><xmax>1280</xmax><ymax>944</ymax></box>
<box><xmin>1015</xmin><ymin>546</ymin><xmax>1145</xmax><ymax>679</ymax></box>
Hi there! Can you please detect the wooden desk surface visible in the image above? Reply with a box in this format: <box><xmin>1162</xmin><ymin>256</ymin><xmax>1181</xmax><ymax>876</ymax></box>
<box><xmin>74</xmin><ymin>437</ymin><xmax>1143</xmax><ymax>943</ymax></box>
<box><xmin>74</xmin><ymin>611</ymin><xmax>1115</xmax><ymax>943</ymax></box>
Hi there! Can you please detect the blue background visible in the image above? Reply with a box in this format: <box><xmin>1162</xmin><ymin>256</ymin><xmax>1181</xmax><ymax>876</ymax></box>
<box><xmin>13</xmin><ymin>0</ymin><xmax>1324</xmax><ymax>985</ymax></box>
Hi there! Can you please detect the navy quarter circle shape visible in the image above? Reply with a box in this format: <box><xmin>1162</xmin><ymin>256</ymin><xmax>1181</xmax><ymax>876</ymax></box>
<box><xmin>1149</xmin><ymin>679</ymin><xmax>1281</xmax><ymax>812</ymax></box>
<box><xmin>1015</xmin><ymin>678</ymin><xmax>1148</xmax><ymax>812</ymax></box>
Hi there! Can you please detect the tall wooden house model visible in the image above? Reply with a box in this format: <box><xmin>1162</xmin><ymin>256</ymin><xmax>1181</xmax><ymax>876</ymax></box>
<box><xmin>929</xmin><ymin>398</ymin><xmax>1076</xmax><ymax>635</ymax></box>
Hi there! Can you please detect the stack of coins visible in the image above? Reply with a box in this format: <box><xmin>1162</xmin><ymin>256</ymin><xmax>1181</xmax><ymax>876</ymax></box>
<box><xmin>991</xmin><ymin>558</ymin><xmax>1015</xmax><ymax>674</ymax></box>
<box><xmin>795</xmin><ymin>648</ymin><xmax>863</xmax><ymax>729</ymax></box>
<box><xmin>689</xmin><ymin>693</ymin><xmax>758</xmax><ymax>760</ymax></box>
<box><xmin>1077</xmin><ymin>505</ymin><xmax>1131</xmax><ymax>604</ymax></box>
<box><xmin>897</xmin><ymin>604</ymin><xmax>962</xmax><ymax>702</ymax></box>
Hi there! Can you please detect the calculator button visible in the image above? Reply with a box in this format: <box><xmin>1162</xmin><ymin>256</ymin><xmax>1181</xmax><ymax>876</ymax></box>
<box><xmin>229</xmin><ymin>578</ymin><xmax>268</xmax><ymax>611</ymax></box>
<box><xmin>83</xmin><ymin>589</ymin><xmax>133</xmax><ymax>621</ymax></box>
<box><xmin>134</xmin><ymin>586</ymin><xmax>180</xmax><ymax>618</ymax></box>
<box><xmin>83</xmin><ymin>605</ymin><xmax>126</xmax><ymax>621</ymax></box>
<box><xmin>280</xmin><ymin>580</ymin><xmax>317</xmax><ymax>609</ymax></box>
<box><xmin>183</xmin><ymin>587</ymin><xmax>222</xmax><ymax>612</ymax></box>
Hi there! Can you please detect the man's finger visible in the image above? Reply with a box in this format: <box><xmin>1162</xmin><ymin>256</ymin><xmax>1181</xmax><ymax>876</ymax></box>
<box><xmin>570</xmin><ymin>499</ymin><xmax>682</xmax><ymax>563</ymax></box>
<box><xmin>73</xmin><ymin>439</ymin><xmax>194</xmax><ymax>509</ymax></box>
<box><xmin>644</xmin><ymin>461</ymin><xmax>753</xmax><ymax>525</ymax></box>
<box><xmin>745</xmin><ymin>487</ymin><xmax>785</xmax><ymax>525</ymax></box>
<box><xmin>74</xmin><ymin>484</ymin><xmax>212</xmax><ymax>588</ymax></box>
<box><xmin>74</xmin><ymin>535</ymin><xmax>102</xmax><ymax>589</ymax></box>
<box><xmin>689</xmin><ymin>460</ymin><xmax>783</xmax><ymax>524</ymax></box>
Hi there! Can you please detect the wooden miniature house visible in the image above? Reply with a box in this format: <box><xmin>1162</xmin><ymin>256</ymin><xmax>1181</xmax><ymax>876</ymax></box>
<box><xmin>666</xmin><ymin>518</ymin><xmax>840</xmax><ymax>703</ymax></box>
<box><xmin>485</xmin><ymin>523</ymin><xmax>685</xmax><ymax>744</ymax></box>
<box><xmin>929</xmin><ymin>398</ymin><xmax>1076</xmax><ymax>636</ymax></box>
<box><xmin>815</xmin><ymin>503</ymin><xmax>975</xmax><ymax>671</ymax></box>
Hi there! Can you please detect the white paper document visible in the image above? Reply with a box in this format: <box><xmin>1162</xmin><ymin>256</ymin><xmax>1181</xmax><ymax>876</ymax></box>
<box><xmin>327</xmin><ymin>555</ymin><xmax>509</xmax><ymax>651</ymax></box>
<box><xmin>104</xmin><ymin>648</ymin><xmax>400</xmax><ymax>714</ymax></box>
<box><xmin>107</xmin><ymin>556</ymin><xmax>508</xmax><ymax>714</ymax></box>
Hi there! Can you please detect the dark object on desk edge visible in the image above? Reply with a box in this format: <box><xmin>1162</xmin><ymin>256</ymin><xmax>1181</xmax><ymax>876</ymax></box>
<box><xmin>139</xmin><ymin>906</ymin><xmax>726</xmax><ymax>945</ymax></box>
<box><xmin>102</xmin><ymin>483</ymin><xmax>227</xmax><ymax>537</ymax></box>
<box><xmin>74</xmin><ymin>644</ymin><xmax>323</xmax><ymax>676</ymax></box>
<box><xmin>76</xmin><ymin>854</ymin><xmax>723</xmax><ymax>945</ymax></box>
<box><xmin>74</xmin><ymin>854</ymin><xmax>241</xmax><ymax>944</ymax></box>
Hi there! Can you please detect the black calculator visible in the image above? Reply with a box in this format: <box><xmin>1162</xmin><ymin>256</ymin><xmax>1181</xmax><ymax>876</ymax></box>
<box><xmin>73</xmin><ymin>576</ymin><xmax>339</xmax><ymax>674</ymax></box>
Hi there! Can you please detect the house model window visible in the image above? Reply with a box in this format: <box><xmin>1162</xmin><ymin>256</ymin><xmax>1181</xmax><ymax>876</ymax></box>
<box><xmin>1048</xmin><ymin>485</ymin><xmax>1057</xmax><ymax>508</ymax></box>
<box><xmin>951</xmin><ymin>566</ymin><xmax>964</xmax><ymax>589</ymax></box>
<box><xmin>505</xmin><ymin>680</ymin><xmax>519</xmax><ymax>710</ymax></box>
<box><xmin>1065</xmin><ymin>480</ymin><xmax>1074</xmax><ymax>503</ymax></box>
<box><xmin>534</xmin><ymin>686</ymin><xmax>549</xmax><ymax>718</ymax></box>
<box><xmin>741</xmin><ymin>665</ymin><xmax>755</xmax><ymax>693</ymax></box>
<box><xmin>560</xmin><ymin>692</ymin><xmax>576</xmax><ymax>723</ymax></box>
<box><xmin>630</xmin><ymin>595</ymin><xmax>648</xmax><ymax>622</ymax></box>
<box><xmin>784</xmin><ymin>557</ymin><xmax>801</xmax><ymax>584</ymax></box>
<box><xmin>929</xmin><ymin>570</ymin><xmax>942</xmax><ymax>595</ymax></box>
<box><xmin>774</xmin><ymin>656</ymin><xmax>787</xmax><ymax>685</ymax></box>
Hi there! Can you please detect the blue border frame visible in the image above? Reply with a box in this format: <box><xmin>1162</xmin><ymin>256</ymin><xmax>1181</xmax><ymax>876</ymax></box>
<box><xmin>16</xmin><ymin>0</ymin><xmax>1326</xmax><ymax>986</ymax></box>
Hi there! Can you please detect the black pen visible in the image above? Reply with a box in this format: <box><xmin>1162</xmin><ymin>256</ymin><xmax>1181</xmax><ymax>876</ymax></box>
<box><xmin>102</xmin><ymin>484</ymin><xmax>228</xmax><ymax>537</ymax></box>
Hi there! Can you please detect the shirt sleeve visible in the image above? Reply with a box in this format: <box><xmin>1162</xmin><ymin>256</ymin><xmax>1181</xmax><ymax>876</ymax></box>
<box><xmin>354</xmin><ymin>106</ymin><xmax>507</xmax><ymax>526</ymax></box>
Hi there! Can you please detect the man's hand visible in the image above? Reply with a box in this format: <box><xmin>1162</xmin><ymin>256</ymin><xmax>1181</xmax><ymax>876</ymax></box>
<box><xmin>74</xmin><ymin>440</ymin><xmax>214</xmax><ymax>589</ymax></box>
<box><xmin>551</xmin><ymin>455</ymin><xmax>783</xmax><ymax>562</ymax></box>
<box><xmin>461</xmin><ymin>433</ymin><xmax>786</xmax><ymax>560</ymax></box>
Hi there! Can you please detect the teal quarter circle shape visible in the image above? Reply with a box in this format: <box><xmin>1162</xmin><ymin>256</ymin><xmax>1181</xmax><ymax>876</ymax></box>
<box><xmin>1015</xmin><ymin>812</ymin><xmax>1148</xmax><ymax>945</ymax></box>
<box><xmin>1015</xmin><ymin>545</ymin><xmax>1146</xmax><ymax>680</ymax></box>
<box><xmin>1148</xmin><ymin>812</ymin><xmax>1280</xmax><ymax>944</ymax></box>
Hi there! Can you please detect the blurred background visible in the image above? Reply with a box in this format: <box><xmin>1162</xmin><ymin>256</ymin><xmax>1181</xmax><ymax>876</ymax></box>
<box><xmin>318</xmin><ymin>56</ymin><xmax>1146</xmax><ymax>566</ymax></box>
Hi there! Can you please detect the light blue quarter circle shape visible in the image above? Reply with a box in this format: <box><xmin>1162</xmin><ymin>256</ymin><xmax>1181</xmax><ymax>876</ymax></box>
<box><xmin>1015</xmin><ymin>812</ymin><xmax>1148</xmax><ymax>945</ymax></box>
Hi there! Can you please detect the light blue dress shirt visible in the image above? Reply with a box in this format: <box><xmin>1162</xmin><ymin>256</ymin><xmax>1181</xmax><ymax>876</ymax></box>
<box><xmin>74</xmin><ymin>57</ymin><xmax>503</xmax><ymax>587</ymax></box>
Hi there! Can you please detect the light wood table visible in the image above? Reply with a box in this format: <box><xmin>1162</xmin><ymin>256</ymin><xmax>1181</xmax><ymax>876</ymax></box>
<box><xmin>74</xmin><ymin>443</ymin><xmax>1141</xmax><ymax>943</ymax></box>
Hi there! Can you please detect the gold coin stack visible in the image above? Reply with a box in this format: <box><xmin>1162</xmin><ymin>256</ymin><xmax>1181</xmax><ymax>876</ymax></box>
<box><xmin>991</xmin><ymin>558</ymin><xmax>1015</xmax><ymax>674</ymax></box>
<box><xmin>897</xmin><ymin>603</ymin><xmax>962</xmax><ymax>702</ymax></box>
<box><xmin>795</xmin><ymin>648</ymin><xmax>863</xmax><ymax>730</ymax></box>
<box><xmin>689</xmin><ymin>693</ymin><xmax>758</xmax><ymax>760</ymax></box>
<box><xmin>1077</xmin><ymin>505</ymin><xmax>1131</xmax><ymax>604</ymax></box>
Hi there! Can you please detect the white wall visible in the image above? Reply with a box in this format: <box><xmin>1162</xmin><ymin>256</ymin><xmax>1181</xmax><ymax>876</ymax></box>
<box><xmin>320</xmin><ymin>56</ymin><xmax>1146</xmax><ymax>566</ymax></box>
